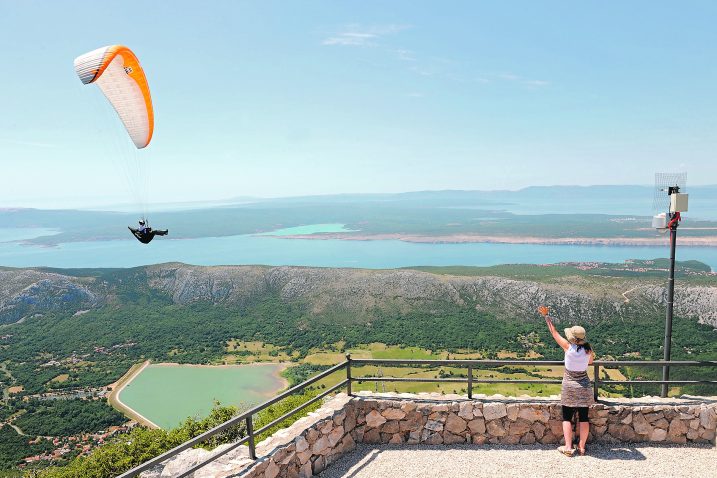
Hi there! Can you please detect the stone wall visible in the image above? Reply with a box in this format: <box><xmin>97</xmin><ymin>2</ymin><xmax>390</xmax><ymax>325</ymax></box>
<box><xmin>142</xmin><ymin>392</ymin><xmax>717</xmax><ymax>478</ymax></box>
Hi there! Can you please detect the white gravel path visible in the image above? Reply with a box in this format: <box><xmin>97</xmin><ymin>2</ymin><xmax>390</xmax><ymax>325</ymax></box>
<box><xmin>319</xmin><ymin>443</ymin><xmax>716</xmax><ymax>478</ymax></box>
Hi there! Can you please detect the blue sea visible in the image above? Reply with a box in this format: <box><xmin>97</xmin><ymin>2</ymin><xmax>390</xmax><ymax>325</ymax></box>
<box><xmin>1</xmin><ymin>225</ymin><xmax>716</xmax><ymax>270</ymax></box>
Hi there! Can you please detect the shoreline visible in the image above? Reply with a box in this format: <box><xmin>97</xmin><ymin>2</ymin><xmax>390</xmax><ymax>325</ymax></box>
<box><xmin>268</xmin><ymin>233</ymin><xmax>717</xmax><ymax>247</ymax></box>
<box><xmin>108</xmin><ymin>361</ymin><xmax>290</xmax><ymax>429</ymax></box>
<box><xmin>108</xmin><ymin>361</ymin><xmax>160</xmax><ymax>429</ymax></box>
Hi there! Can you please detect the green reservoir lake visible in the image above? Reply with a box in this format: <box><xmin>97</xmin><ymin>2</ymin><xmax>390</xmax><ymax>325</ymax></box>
<box><xmin>118</xmin><ymin>363</ymin><xmax>287</xmax><ymax>429</ymax></box>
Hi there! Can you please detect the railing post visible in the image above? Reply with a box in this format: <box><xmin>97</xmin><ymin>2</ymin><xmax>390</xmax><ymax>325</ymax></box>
<box><xmin>593</xmin><ymin>363</ymin><xmax>599</xmax><ymax>401</ymax></box>
<box><xmin>246</xmin><ymin>416</ymin><xmax>256</xmax><ymax>460</ymax></box>
<box><xmin>467</xmin><ymin>365</ymin><xmax>473</xmax><ymax>399</ymax></box>
<box><xmin>346</xmin><ymin>353</ymin><xmax>352</xmax><ymax>396</ymax></box>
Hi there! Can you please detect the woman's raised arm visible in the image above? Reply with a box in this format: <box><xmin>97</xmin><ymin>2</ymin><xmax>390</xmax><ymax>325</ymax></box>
<box><xmin>538</xmin><ymin>306</ymin><xmax>569</xmax><ymax>351</ymax></box>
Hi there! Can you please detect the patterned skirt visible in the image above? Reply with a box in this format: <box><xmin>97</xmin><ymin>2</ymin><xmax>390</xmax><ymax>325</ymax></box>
<box><xmin>561</xmin><ymin>370</ymin><xmax>594</xmax><ymax>408</ymax></box>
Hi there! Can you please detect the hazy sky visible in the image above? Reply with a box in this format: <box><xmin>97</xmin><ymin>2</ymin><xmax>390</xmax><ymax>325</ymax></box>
<box><xmin>1</xmin><ymin>1</ymin><xmax>715</xmax><ymax>208</ymax></box>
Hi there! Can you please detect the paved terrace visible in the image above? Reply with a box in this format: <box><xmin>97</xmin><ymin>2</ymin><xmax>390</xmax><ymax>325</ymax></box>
<box><xmin>319</xmin><ymin>442</ymin><xmax>716</xmax><ymax>478</ymax></box>
<box><xmin>138</xmin><ymin>391</ymin><xmax>717</xmax><ymax>478</ymax></box>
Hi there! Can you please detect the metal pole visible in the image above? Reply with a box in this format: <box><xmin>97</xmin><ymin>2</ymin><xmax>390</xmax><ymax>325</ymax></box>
<box><xmin>467</xmin><ymin>365</ymin><xmax>473</xmax><ymax>399</ymax></box>
<box><xmin>246</xmin><ymin>416</ymin><xmax>256</xmax><ymax>460</ymax></box>
<box><xmin>593</xmin><ymin>363</ymin><xmax>599</xmax><ymax>401</ymax></box>
<box><xmin>346</xmin><ymin>353</ymin><xmax>352</xmax><ymax>396</ymax></box>
<box><xmin>661</xmin><ymin>222</ymin><xmax>678</xmax><ymax>397</ymax></box>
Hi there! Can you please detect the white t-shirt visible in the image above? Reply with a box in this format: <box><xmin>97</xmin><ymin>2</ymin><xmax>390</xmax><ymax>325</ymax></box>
<box><xmin>564</xmin><ymin>344</ymin><xmax>590</xmax><ymax>372</ymax></box>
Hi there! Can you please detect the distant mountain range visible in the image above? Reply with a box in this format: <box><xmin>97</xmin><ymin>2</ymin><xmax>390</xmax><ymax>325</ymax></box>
<box><xmin>3</xmin><ymin>186</ymin><xmax>717</xmax><ymax>246</ymax></box>
<box><xmin>2</xmin><ymin>261</ymin><xmax>716</xmax><ymax>328</ymax></box>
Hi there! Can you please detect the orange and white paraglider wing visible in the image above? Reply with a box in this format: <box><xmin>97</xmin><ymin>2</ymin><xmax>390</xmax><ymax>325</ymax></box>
<box><xmin>74</xmin><ymin>45</ymin><xmax>154</xmax><ymax>149</ymax></box>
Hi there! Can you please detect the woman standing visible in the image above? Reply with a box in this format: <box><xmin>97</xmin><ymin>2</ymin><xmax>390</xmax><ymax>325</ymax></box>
<box><xmin>538</xmin><ymin>306</ymin><xmax>594</xmax><ymax>456</ymax></box>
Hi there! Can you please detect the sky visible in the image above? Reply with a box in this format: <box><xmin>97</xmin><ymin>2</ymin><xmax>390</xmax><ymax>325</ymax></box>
<box><xmin>0</xmin><ymin>1</ymin><xmax>715</xmax><ymax>209</ymax></box>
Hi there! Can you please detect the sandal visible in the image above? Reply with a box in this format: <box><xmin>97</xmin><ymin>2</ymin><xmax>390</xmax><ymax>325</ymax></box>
<box><xmin>578</xmin><ymin>447</ymin><xmax>586</xmax><ymax>456</ymax></box>
<box><xmin>558</xmin><ymin>446</ymin><xmax>575</xmax><ymax>457</ymax></box>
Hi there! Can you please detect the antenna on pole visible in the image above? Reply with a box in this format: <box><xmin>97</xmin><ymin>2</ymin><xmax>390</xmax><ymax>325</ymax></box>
<box><xmin>652</xmin><ymin>172</ymin><xmax>688</xmax><ymax>398</ymax></box>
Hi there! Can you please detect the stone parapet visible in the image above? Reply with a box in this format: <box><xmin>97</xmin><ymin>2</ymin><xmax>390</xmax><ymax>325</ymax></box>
<box><xmin>141</xmin><ymin>392</ymin><xmax>716</xmax><ymax>478</ymax></box>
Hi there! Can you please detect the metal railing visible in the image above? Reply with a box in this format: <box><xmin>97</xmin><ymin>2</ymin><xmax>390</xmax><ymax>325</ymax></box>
<box><xmin>118</xmin><ymin>357</ymin><xmax>717</xmax><ymax>477</ymax></box>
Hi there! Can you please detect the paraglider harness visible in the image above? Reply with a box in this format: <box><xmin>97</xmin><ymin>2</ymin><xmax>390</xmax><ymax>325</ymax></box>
<box><xmin>129</xmin><ymin>219</ymin><xmax>168</xmax><ymax>244</ymax></box>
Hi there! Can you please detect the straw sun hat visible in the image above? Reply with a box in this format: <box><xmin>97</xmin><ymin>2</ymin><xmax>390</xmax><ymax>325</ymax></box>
<box><xmin>564</xmin><ymin>325</ymin><xmax>587</xmax><ymax>344</ymax></box>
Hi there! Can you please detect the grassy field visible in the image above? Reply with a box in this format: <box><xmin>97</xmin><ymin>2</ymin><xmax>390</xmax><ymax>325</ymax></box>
<box><xmin>217</xmin><ymin>341</ymin><xmax>635</xmax><ymax>399</ymax></box>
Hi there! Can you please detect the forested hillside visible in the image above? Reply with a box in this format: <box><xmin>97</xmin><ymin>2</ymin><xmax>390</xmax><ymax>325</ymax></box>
<box><xmin>1</xmin><ymin>261</ymin><xmax>716</xmax><ymax>472</ymax></box>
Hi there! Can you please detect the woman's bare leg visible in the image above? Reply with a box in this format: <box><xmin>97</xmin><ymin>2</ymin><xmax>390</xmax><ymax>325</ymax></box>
<box><xmin>578</xmin><ymin>421</ymin><xmax>589</xmax><ymax>450</ymax></box>
<box><xmin>562</xmin><ymin>421</ymin><xmax>574</xmax><ymax>450</ymax></box>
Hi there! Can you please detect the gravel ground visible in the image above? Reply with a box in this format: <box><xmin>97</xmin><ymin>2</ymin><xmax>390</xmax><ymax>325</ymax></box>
<box><xmin>319</xmin><ymin>443</ymin><xmax>716</xmax><ymax>478</ymax></box>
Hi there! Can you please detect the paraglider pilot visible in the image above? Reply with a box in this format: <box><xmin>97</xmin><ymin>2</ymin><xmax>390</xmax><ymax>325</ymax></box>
<box><xmin>129</xmin><ymin>219</ymin><xmax>168</xmax><ymax>244</ymax></box>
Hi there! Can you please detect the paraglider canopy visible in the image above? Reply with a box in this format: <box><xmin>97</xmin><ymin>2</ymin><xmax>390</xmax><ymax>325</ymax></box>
<box><xmin>74</xmin><ymin>45</ymin><xmax>154</xmax><ymax>148</ymax></box>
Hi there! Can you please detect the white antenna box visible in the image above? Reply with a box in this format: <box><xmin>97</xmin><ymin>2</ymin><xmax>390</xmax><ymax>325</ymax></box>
<box><xmin>670</xmin><ymin>193</ymin><xmax>688</xmax><ymax>213</ymax></box>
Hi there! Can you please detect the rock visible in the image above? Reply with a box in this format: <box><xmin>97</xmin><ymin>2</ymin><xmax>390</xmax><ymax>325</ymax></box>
<box><xmin>276</xmin><ymin>449</ymin><xmax>295</xmax><ymax>466</ymax></box>
<box><xmin>366</xmin><ymin>410</ymin><xmax>387</xmax><ymax>429</ymax></box>
<box><xmin>483</xmin><ymin>403</ymin><xmax>508</xmax><ymax>421</ymax></box>
<box><xmin>506</xmin><ymin>404</ymin><xmax>519</xmax><ymax>421</ymax></box>
<box><xmin>621</xmin><ymin>414</ymin><xmax>633</xmax><ymax>425</ymax></box>
<box><xmin>295</xmin><ymin>436</ymin><xmax>309</xmax><ymax>454</ymax></box>
<box><xmin>486</xmin><ymin>420</ymin><xmax>507</xmax><ymax>437</ymax></box>
<box><xmin>539</xmin><ymin>432</ymin><xmax>558</xmax><ymax>444</ymax></box>
<box><xmin>501</xmin><ymin>434</ymin><xmax>521</xmax><ymax>445</ymax></box>
<box><xmin>689</xmin><ymin>419</ymin><xmax>700</xmax><ymax>430</ymax></box>
<box><xmin>339</xmin><ymin>434</ymin><xmax>356</xmax><ymax>454</ymax></box>
<box><xmin>445</xmin><ymin>414</ymin><xmax>467</xmax><ymax>434</ymax></box>
<box><xmin>548</xmin><ymin>420</ymin><xmax>563</xmax><ymax>438</ymax></box>
<box><xmin>407</xmin><ymin>430</ymin><xmax>421</xmax><ymax>444</ymax></box>
<box><xmin>458</xmin><ymin>402</ymin><xmax>474</xmax><ymax>419</ymax></box>
<box><xmin>518</xmin><ymin>407</ymin><xmax>549</xmax><ymax>423</ymax></box>
<box><xmin>382</xmin><ymin>420</ymin><xmax>399</xmax><ymax>434</ymax></box>
<box><xmin>593</xmin><ymin>425</ymin><xmax>608</xmax><ymax>437</ymax></box>
<box><xmin>687</xmin><ymin>428</ymin><xmax>700</xmax><ymax>440</ymax></box>
<box><xmin>319</xmin><ymin>420</ymin><xmax>334</xmax><ymax>435</ymax></box>
<box><xmin>425</xmin><ymin>420</ymin><xmax>444</xmax><ymax>432</ymax></box>
<box><xmin>531</xmin><ymin>422</ymin><xmax>546</xmax><ymax>439</ymax></box>
<box><xmin>299</xmin><ymin>461</ymin><xmax>312</xmax><ymax>478</ymax></box>
<box><xmin>389</xmin><ymin>433</ymin><xmax>404</xmax><ymax>444</ymax></box>
<box><xmin>473</xmin><ymin>404</ymin><xmax>484</xmax><ymax>418</ymax></box>
<box><xmin>650</xmin><ymin>428</ymin><xmax>667</xmax><ymax>442</ymax></box>
<box><xmin>472</xmin><ymin>434</ymin><xmax>488</xmax><ymax>445</ymax></box>
<box><xmin>265</xmin><ymin>460</ymin><xmax>280</xmax><ymax>478</ymax></box>
<box><xmin>608</xmin><ymin>424</ymin><xmax>636</xmax><ymax>442</ymax></box>
<box><xmin>645</xmin><ymin>412</ymin><xmax>664</xmax><ymax>423</ymax></box>
<box><xmin>520</xmin><ymin>432</ymin><xmax>536</xmax><ymax>444</ymax></box>
<box><xmin>400</xmin><ymin>401</ymin><xmax>417</xmax><ymax>413</ymax></box>
<box><xmin>668</xmin><ymin>419</ymin><xmax>687</xmax><ymax>441</ymax></box>
<box><xmin>632</xmin><ymin>413</ymin><xmax>651</xmax><ymax>436</ymax></box>
<box><xmin>425</xmin><ymin>432</ymin><xmax>443</xmax><ymax>445</ymax></box>
<box><xmin>443</xmin><ymin>431</ymin><xmax>467</xmax><ymax>444</ymax></box>
<box><xmin>306</xmin><ymin>428</ymin><xmax>319</xmax><ymax>444</ymax></box>
<box><xmin>653</xmin><ymin>418</ymin><xmax>669</xmax><ymax>430</ymax></box>
<box><xmin>296</xmin><ymin>450</ymin><xmax>312</xmax><ymax>464</ymax></box>
<box><xmin>363</xmin><ymin>428</ymin><xmax>381</xmax><ymax>444</ymax></box>
<box><xmin>312</xmin><ymin>455</ymin><xmax>326</xmax><ymax>475</ymax></box>
<box><xmin>400</xmin><ymin>413</ymin><xmax>421</xmax><ymax>432</ymax></box>
<box><xmin>509</xmin><ymin>419</ymin><xmax>532</xmax><ymax>436</ymax></box>
<box><xmin>699</xmin><ymin>428</ymin><xmax>716</xmax><ymax>441</ymax></box>
<box><xmin>312</xmin><ymin>436</ymin><xmax>329</xmax><ymax>455</ymax></box>
<box><xmin>468</xmin><ymin>418</ymin><xmax>486</xmax><ymax>435</ymax></box>
<box><xmin>382</xmin><ymin>408</ymin><xmax>406</xmax><ymax>420</ymax></box>
<box><xmin>327</xmin><ymin>426</ymin><xmax>344</xmax><ymax>447</ymax></box>
<box><xmin>699</xmin><ymin>408</ymin><xmax>717</xmax><ymax>430</ymax></box>
<box><xmin>344</xmin><ymin>413</ymin><xmax>356</xmax><ymax>433</ymax></box>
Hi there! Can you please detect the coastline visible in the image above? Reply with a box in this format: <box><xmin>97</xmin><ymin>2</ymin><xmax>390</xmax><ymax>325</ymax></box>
<box><xmin>108</xmin><ymin>361</ymin><xmax>290</xmax><ymax>429</ymax></box>
<box><xmin>269</xmin><ymin>233</ymin><xmax>717</xmax><ymax>247</ymax></box>
<box><xmin>108</xmin><ymin>361</ymin><xmax>160</xmax><ymax>429</ymax></box>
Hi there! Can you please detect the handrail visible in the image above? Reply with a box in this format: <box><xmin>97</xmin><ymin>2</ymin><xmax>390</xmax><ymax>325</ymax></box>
<box><xmin>118</xmin><ymin>357</ymin><xmax>716</xmax><ymax>477</ymax></box>
<box><xmin>117</xmin><ymin>361</ymin><xmax>348</xmax><ymax>478</ymax></box>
